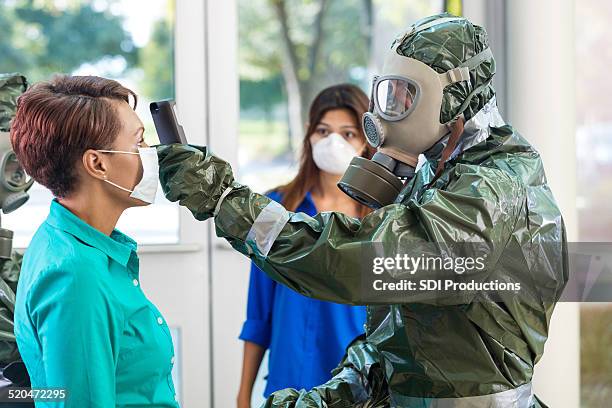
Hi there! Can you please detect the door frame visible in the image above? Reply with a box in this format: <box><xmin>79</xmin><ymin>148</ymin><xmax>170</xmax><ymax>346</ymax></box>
<box><xmin>138</xmin><ymin>1</ymin><xmax>218</xmax><ymax>406</ymax></box>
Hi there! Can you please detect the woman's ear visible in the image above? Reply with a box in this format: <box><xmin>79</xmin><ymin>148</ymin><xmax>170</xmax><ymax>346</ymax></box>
<box><xmin>81</xmin><ymin>149</ymin><xmax>109</xmax><ymax>181</ymax></box>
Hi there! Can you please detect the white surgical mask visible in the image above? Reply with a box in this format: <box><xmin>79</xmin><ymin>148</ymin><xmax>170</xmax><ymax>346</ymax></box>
<box><xmin>97</xmin><ymin>147</ymin><xmax>159</xmax><ymax>204</ymax></box>
<box><xmin>311</xmin><ymin>133</ymin><xmax>359</xmax><ymax>175</ymax></box>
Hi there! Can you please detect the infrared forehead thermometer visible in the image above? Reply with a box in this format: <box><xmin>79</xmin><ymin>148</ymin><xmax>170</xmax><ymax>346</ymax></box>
<box><xmin>150</xmin><ymin>100</ymin><xmax>187</xmax><ymax>145</ymax></box>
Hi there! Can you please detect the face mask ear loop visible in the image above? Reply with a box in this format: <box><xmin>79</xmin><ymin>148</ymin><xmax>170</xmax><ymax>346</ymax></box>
<box><xmin>103</xmin><ymin>179</ymin><xmax>134</xmax><ymax>193</ymax></box>
<box><xmin>98</xmin><ymin>150</ymin><xmax>139</xmax><ymax>194</ymax></box>
<box><xmin>97</xmin><ymin>149</ymin><xmax>140</xmax><ymax>155</ymax></box>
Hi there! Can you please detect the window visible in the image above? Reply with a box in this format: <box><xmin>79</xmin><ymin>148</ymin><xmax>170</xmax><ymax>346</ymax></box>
<box><xmin>237</xmin><ymin>1</ymin><xmax>445</xmax><ymax>404</ymax></box>
<box><xmin>237</xmin><ymin>0</ymin><xmax>444</xmax><ymax>193</ymax></box>
<box><xmin>1</xmin><ymin>0</ymin><xmax>178</xmax><ymax>247</ymax></box>
<box><xmin>576</xmin><ymin>1</ymin><xmax>612</xmax><ymax>406</ymax></box>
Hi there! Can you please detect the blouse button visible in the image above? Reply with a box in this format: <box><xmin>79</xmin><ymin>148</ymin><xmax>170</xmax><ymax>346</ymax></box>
<box><xmin>157</xmin><ymin>317</ymin><xmax>164</xmax><ymax>325</ymax></box>
<box><xmin>133</xmin><ymin>279</ymin><xmax>139</xmax><ymax>287</ymax></box>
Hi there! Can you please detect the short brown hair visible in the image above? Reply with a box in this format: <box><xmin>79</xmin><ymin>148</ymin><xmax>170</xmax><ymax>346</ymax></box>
<box><xmin>10</xmin><ymin>75</ymin><xmax>137</xmax><ymax>197</ymax></box>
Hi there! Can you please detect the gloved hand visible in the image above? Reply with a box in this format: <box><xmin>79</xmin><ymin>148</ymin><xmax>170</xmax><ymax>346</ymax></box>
<box><xmin>260</xmin><ymin>336</ymin><xmax>389</xmax><ymax>408</ymax></box>
<box><xmin>156</xmin><ymin>144</ymin><xmax>235</xmax><ymax>221</ymax></box>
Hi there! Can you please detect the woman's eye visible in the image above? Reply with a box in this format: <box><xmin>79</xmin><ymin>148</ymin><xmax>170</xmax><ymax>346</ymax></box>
<box><xmin>345</xmin><ymin>132</ymin><xmax>356</xmax><ymax>139</ymax></box>
<box><xmin>316</xmin><ymin>128</ymin><xmax>329</xmax><ymax>136</ymax></box>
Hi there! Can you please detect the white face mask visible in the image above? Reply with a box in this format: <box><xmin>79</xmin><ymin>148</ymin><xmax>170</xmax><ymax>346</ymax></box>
<box><xmin>97</xmin><ymin>147</ymin><xmax>160</xmax><ymax>204</ymax></box>
<box><xmin>311</xmin><ymin>133</ymin><xmax>360</xmax><ymax>175</ymax></box>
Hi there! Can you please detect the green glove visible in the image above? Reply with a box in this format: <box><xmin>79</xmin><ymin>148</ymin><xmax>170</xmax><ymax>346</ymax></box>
<box><xmin>261</xmin><ymin>337</ymin><xmax>389</xmax><ymax>408</ymax></box>
<box><xmin>157</xmin><ymin>144</ymin><xmax>236</xmax><ymax>221</ymax></box>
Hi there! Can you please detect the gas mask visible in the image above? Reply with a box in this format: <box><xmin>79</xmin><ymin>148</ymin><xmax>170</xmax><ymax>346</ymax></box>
<box><xmin>0</xmin><ymin>74</ymin><xmax>31</xmax><ymax>216</ymax></box>
<box><xmin>0</xmin><ymin>73</ymin><xmax>30</xmax><ymax>259</ymax></box>
<box><xmin>338</xmin><ymin>17</ymin><xmax>493</xmax><ymax>209</ymax></box>
<box><xmin>0</xmin><ymin>131</ymin><xmax>33</xmax><ymax>214</ymax></box>
<box><xmin>0</xmin><ymin>131</ymin><xmax>33</xmax><ymax>259</ymax></box>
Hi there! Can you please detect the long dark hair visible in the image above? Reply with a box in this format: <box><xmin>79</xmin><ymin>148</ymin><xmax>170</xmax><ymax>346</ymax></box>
<box><xmin>277</xmin><ymin>84</ymin><xmax>375</xmax><ymax>217</ymax></box>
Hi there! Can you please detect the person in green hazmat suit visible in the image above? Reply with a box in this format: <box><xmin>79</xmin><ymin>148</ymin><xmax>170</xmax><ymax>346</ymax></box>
<box><xmin>1</xmin><ymin>73</ymin><xmax>34</xmax><ymax>401</ymax></box>
<box><xmin>156</xmin><ymin>15</ymin><xmax>568</xmax><ymax>407</ymax></box>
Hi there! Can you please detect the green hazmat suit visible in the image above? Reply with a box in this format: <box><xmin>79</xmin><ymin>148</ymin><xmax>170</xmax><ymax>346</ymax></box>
<box><xmin>0</xmin><ymin>252</ymin><xmax>22</xmax><ymax>366</ymax></box>
<box><xmin>0</xmin><ymin>73</ymin><xmax>27</xmax><ymax>132</ymax></box>
<box><xmin>156</xmin><ymin>14</ymin><xmax>567</xmax><ymax>408</ymax></box>
<box><xmin>1</xmin><ymin>73</ymin><xmax>28</xmax><ymax>368</ymax></box>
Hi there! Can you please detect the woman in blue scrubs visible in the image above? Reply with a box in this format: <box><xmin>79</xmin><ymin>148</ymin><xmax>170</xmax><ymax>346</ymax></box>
<box><xmin>237</xmin><ymin>84</ymin><xmax>375</xmax><ymax>406</ymax></box>
<box><xmin>11</xmin><ymin>76</ymin><xmax>178</xmax><ymax>407</ymax></box>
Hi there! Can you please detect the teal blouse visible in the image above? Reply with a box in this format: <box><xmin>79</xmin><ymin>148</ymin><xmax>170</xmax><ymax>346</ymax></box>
<box><xmin>14</xmin><ymin>200</ymin><xmax>179</xmax><ymax>407</ymax></box>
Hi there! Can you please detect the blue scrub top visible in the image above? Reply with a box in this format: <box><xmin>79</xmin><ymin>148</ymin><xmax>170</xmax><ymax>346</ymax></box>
<box><xmin>239</xmin><ymin>191</ymin><xmax>366</xmax><ymax>397</ymax></box>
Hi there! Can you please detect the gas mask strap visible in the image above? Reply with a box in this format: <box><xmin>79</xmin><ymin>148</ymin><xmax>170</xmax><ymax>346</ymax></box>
<box><xmin>440</xmin><ymin>48</ymin><xmax>493</xmax><ymax>91</ymax></box>
<box><xmin>460</xmin><ymin>48</ymin><xmax>493</xmax><ymax>70</ymax></box>
<box><xmin>447</xmin><ymin>48</ymin><xmax>495</xmax><ymax>121</ymax></box>
<box><xmin>441</xmin><ymin>67</ymin><xmax>471</xmax><ymax>87</ymax></box>
<box><xmin>430</xmin><ymin>116</ymin><xmax>465</xmax><ymax>185</ymax></box>
<box><xmin>454</xmin><ymin>79</ymin><xmax>494</xmax><ymax>122</ymax></box>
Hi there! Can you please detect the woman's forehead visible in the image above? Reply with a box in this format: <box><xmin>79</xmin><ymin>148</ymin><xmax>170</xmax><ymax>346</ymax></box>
<box><xmin>113</xmin><ymin>100</ymin><xmax>143</xmax><ymax>133</ymax></box>
<box><xmin>319</xmin><ymin>109</ymin><xmax>357</xmax><ymax>126</ymax></box>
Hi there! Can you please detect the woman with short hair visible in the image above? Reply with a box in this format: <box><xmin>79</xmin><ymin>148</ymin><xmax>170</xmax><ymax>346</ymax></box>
<box><xmin>11</xmin><ymin>75</ymin><xmax>179</xmax><ymax>407</ymax></box>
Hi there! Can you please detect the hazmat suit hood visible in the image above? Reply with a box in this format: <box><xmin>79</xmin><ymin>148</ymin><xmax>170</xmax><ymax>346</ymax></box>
<box><xmin>338</xmin><ymin>14</ymin><xmax>502</xmax><ymax>209</ymax></box>
<box><xmin>404</xmin><ymin>14</ymin><xmax>498</xmax><ymax>162</ymax></box>
<box><xmin>400</xmin><ymin>13</ymin><xmax>496</xmax><ymax>125</ymax></box>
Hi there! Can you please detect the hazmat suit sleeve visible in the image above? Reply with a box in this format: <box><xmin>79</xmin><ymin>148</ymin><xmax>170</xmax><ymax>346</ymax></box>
<box><xmin>260</xmin><ymin>369</ymin><xmax>364</xmax><ymax>408</ymax></box>
<box><xmin>158</xmin><ymin>144</ymin><xmax>524</xmax><ymax>306</ymax></box>
<box><xmin>0</xmin><ymin>252</ymin><xmax>23</xmax><ymax>366</ymax></box>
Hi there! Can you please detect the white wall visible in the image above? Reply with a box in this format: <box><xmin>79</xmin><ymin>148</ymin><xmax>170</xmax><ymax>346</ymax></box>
<box><xmin>139</xmin><ymin>1</ymin><xmax>212</xmax><ymax>407</ymax></box>
<box><xmin>506</xmin><ymin>1</ymin><xmax>580</xmax><ymax>407</ymax></box>
<box><xmin>204</xmin><ymin>2</ymin><xmax>249</xmax><ymax>407</ymax></box>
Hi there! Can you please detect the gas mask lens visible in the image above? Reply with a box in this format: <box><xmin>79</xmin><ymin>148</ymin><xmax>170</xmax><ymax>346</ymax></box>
<box><xmin>375</xmin><ymin>77</ymin><xmax>418</xmax><ymax>120</ymax></box>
